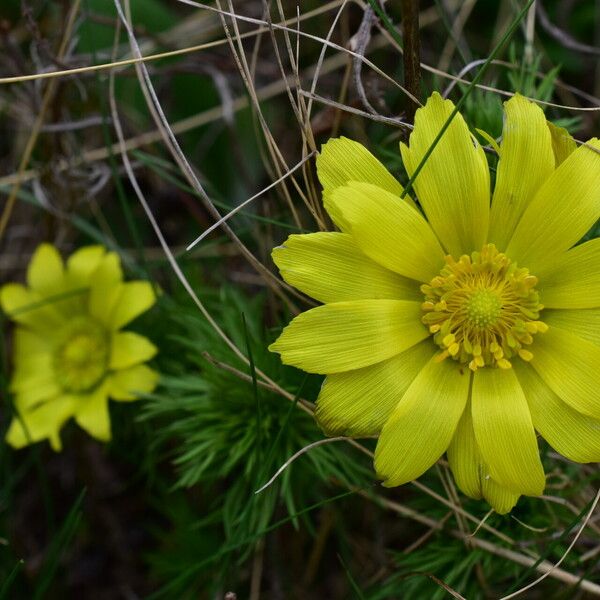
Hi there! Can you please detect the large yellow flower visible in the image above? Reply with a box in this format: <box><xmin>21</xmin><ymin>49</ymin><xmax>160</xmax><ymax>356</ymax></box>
<box><xmin>1</xmin><ymin>244</ymin><xmax>159</xmax><ymax>450</ymax></box>
<box><xmin>270</xmin><ymin>92</ymin><xmax>600</xmax><ymax>513</ymax></box>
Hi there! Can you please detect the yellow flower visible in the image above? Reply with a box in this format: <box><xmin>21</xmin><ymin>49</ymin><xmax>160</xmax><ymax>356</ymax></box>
<box><xmin>1</xmin><ymin>244</ymin><xmax>159</xmax><ymax>450</ymax></box>
<box><xmin>269</xmin><ymin>92</ymin><xmax>600</xmax><ymax>513</ymax></box>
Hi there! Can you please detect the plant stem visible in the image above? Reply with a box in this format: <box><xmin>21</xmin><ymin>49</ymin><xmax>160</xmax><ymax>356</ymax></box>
<box><xmin>401</xmin><ymin>0</ymin><xmax>421</xmax><ymax>122</ymax></box>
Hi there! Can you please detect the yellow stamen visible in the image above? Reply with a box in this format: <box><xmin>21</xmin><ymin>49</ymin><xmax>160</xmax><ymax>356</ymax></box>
<box><xmin>421</xmin><ymin>244</ymin><xmax>547</xmax><ymax>370</ymax></box>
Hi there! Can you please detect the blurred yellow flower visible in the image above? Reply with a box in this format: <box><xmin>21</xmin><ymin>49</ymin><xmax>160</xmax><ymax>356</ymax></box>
<box><xmin>1</xmin><ymin>244</ymin><xmax>159</xmax><ymax>450</ymax></box>
<box><xmin>270</xmin><ymin>92</ymin><xmax>600</xmax><ymax>513</ymax></box>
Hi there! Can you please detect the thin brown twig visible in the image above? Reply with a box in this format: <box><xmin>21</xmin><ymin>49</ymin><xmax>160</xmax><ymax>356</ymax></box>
<box><xmin>401</xmin><ymin>0</ymin><xmax>422</xmax><ymax>121</ymax></box>
<box><xmin>299</xmin><ymin>90</ymin><xmax>412</xmax><ymax>128</ymax></box>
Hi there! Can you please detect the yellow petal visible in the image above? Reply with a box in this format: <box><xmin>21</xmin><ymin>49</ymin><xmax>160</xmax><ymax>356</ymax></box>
<box><xmin>375</xmin><ymin>357</ymin><xmax>469</xmax><ymax>486</ymax></box>
<box><xmin>11</xmin><ymin>380</ymin><xmax>61</xmax><ymax>412</ymax></box>
<box><xmin>107</xmin><ymin>364</ymin><xmax>159</xmax><ymax>401</ymax></box>
<box><xmin>317</xmin><ymin>137</ymin><xmax>406</xmax><ymax>225</ymax></box>
<box><xmin>109</xmin><ymin>331</ymin><xmax>157</xmax><ymax>370</ymax></box>
<box><xmin>317</xmin><ymin>136</ymin><xmax>404</xmax><ymax>193</ymax></box>
<box><xmin>482</xmin><ymin>478</ymin><xmax>520</xmax><ymax>515</ymax></box>
<box><xmin>26</xmin><ymin>243</ymin><xmax>65</xmax><ymax>294</ymax></box>
<box><xmin>59</xmin><ymin>245</ymin><xmax>107</xmax><ymax>315</ymax></box>
<box><xmin>447</xmin><ymin>401</ymin><xmax>482</xmax><ymax>499</ymax></box>
<box><xmin>447</xmin><ymin>402</ymin><xmax>520</xmax><ymax>514</ymax></box>
<box><xmin>471</xmin><ymin>368</ymin><xmax>545</xmax><ymax>496</ymax></box>
<box><xmin>548</xmin><ymin>121</ymin><xmax>577</xmax><ymax>167</ymax></box>
<box><xmin>515</xmin><ymin>361</ymin><xmax>600</xmax><ymax>463</ymax></box>
<box><xmin>543</xmin><ymin>309</ymin><xmax>600</xmax><ymax>346</ymax></box>
<box><xmin>273</xmin><ymin>232</ymin><xmax>421</xmax><ymax>303</ymax></box>
<box><xmin>269</xmin><ymin>300</ymin><xmax>427</xmax><ymax>374</ymax></box>
<box><xmin>488</xmin><ymin>94</ymin><xmax>555</xmax><ymax>250</ymax></box>
<box><xmin>109</xmin><ymin>281</ymin><xmax>156</xmax><ymax>330</ymax></box>
<box><xmin>530</xmin><ymin>326</ymin><xmax>600</xmax><ymax>418</ymax></box>
<box><xmin>400</xmin><ymin>92</ymin><xmax>490</xmax><ymax>256</ymax></box>
<box><xmin>11</xmin><ymin>372</ymin><xmax>55</xmax><ymax>400</ymax></box>
<box><xmin>74</xmin><ymin>386</ymin><xmax>111</xmax><ymax>442</ymax></box>
<box><xmin>11</xmin><ymin>327</ymin><xmax>52</xmax><ymax>371</ymax></box>
<box><xmin>506</xmin><ymin>138</ymin><xmax>600</xmax><ymax>273</ymax></box>
<box><xmin>66</xmin><ymin>245</ymin><xmax>106</xmax><ymax>284</ymax></box>
<box><xmin>318</xmin><ymin>137</ymin><xmax>415</xmax><ymax>232</ymax></box>
<box><xmin>328</xmin><ymin>182</ymin><xmax>445</xmax><ymax>282</ymax></box>
<box><xmin>10</xmin><ymin>350</ymin><xmax>56</xmax><ymax>400</ymax></box>
<box><xmin>537</xmin><ymin>238</ymin><xmax>600</xmax><ymax>308</ymax></box>
<box><xmin>315</xmin><ymin>340</ymin><xmax>435</xmax><ymax>436</ymax></box>
<box><xmin>6</xmin><ymin>395</ymin><xmax>75</xmax><ymax>451</ymax></box>
<box><xmin>10</xmin><ymin>329</ymin><xmax>58</xmax><ymax>408</ymax></box>
<box><xmin>88</xmin><ymin>252</ymin><xmax>124</xmax><ymax>326</ymax></box>
<box><xmin>0</xmin><ymin>283</ymin><xmax>66</xmax><ymax>331</ymax></box>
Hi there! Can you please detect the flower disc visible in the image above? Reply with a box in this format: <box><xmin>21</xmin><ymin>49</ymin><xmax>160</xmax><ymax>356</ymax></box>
<box><xmin>53</xmin><ymin>316</ymin><xmax>109</xmax><ymax>392</ymax></box>
<box><xmin>421</xmin><ymin>244</ymin><xmax>547</xmax><ymax>371</ymax></box>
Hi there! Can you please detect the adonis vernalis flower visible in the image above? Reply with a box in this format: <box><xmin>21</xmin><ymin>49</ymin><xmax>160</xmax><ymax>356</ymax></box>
<box><xmin>270</xmin><ymin>92</ymin><xmax>600</xmax><ymax>513</ymax></box>
<box><xmin>1</xmin><ymin>244</ymin><xmax>159</xmax><ymax>450</ymax></box>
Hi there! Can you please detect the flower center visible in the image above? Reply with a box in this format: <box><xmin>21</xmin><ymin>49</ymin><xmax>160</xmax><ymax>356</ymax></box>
<box><xmin>465</xmin><ymin>290</ymin><xmax>502</xmax><ymax>328</ymax></box>
<box><xmin>53</xmin><ymin>317</ymin><xmax>109</xmax><ymax>392</ymax></box>
<box><xmin>420</xmin><ymin>244</ymin><xmax>547</xmax><ymax>371</ymax></box>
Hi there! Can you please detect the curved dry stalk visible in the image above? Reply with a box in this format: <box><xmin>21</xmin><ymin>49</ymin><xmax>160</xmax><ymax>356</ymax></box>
<box><xmin>436</xmin><ymin>463</ymin><xmax>471</xmax><ymax>540</ymax></box>
<box><xmin>540</xmin><ymin>494</ymin><xmax>600</xmax><ymax>537</ymax></box>
<box><xmin>298</xmin><ymin>0</ymin><xmax>349</xmax><ymax>128</ymax></box>
<box><xmin>254</xmin><ymin>437</ymin><xmax>348</xmax><ymax>494</ymax></box>
<box><xmin>263</xmin><ymin>0</ymin><xmax>315</xmax><ymax>155</ymax></box>
<box><xmin>114</xmin><ymin>0</ymin><xmax>305</xmax><ymax>307</ymax></box>
<box><xmin>186</xmin><ymin>152</ymin><xmax>315</xmax><ymax>251</ymax></box>
<box><xmin>265</xmin><ymin>0</ymin><xmax>346</xmax><ymax>225</ymax></box>
<box><xmin>301</xmin><ymin>90</ymin><xmax>413</xmax><ymax>128</ymax></box>
<box><xmin>200</xmin><ymin>351</ymin><xmax>314</xmax><ymax>414</ymax></box>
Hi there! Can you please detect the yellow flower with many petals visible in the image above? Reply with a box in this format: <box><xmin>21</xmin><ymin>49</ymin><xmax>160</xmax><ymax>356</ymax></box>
<box><xmin>1</xmin><ymin>244</ymin><xmax>159</xmax><ymax>450</ymax></box>
<box><xmin>270</xmin><ymin>92</ymin><xmax>600</xmax><ymax>513</ymax></box>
